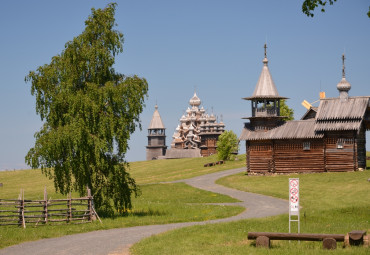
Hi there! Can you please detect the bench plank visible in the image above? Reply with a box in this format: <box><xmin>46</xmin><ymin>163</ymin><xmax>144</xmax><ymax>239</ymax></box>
<box><xmin>248</xmin><ymin>232</ymin><xmax>345</xmax><ymax>241</ymax></box>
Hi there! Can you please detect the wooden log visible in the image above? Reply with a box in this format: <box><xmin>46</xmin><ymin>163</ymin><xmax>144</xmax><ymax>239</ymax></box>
<box><xmin>0</xmin><ymin>201</ymin><xmax>19</xmax><ymax>205</ymax></box>
<box><xmin>0</xmin><ymin>210</ymin><xmax>19</xmax><ymax>213</ymax></box>
<box><xmin>0</xmin><ymin>218</ymin><xmax>19</xmax><ymax>222</ymax></box>
<box><xmin>0</xmin><ymin>215</ymin><xmax>19</xmax><ymax>218</ymax></box>
<box><xmin>323</xmin><ymin>238</ymin><xmax>337</xmax><ymax>250</ymax></box>
<box><xmin>364</xmin><ymin>235</ymin><xmax>369</xmax><ymax>248</ymax></box>
<box><xmin>247</xmin><ymin>232</ymin><xmax>345</xmax><ymax>241</ymax></box>
<box><xmin>348</xmin><ymin>230</ymin><xmax>367</xmax><ymax>246</ymax></box>
<box><xmin>256</xmin><ymin>236</ymin><xmax>270</xmax><ymax>248</ymax></box>
<box><xmin>46</xmin><ymin>203</ymin><xmax>73</xmax><ymax>207</ymax></box>
<box><xmin>23</xmin><ymin>215</ymin><xmax>46</xmax><ymax>218</ymax></box>
<box><xmin>24</xmin><ymin>220</ymin><xmax>46</xmax><ymax>223</ymax></box>
<box><xmin>48</xmin><ymin>213</ymin><xmax>68</xmax><ymax>217</ymax></box>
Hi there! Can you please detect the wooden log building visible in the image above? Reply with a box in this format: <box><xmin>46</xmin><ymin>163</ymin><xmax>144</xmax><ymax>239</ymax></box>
<box><xmin>240</xmin><ymin>45</ymin><xmax>370</xmax><ymax>173</ymax></box>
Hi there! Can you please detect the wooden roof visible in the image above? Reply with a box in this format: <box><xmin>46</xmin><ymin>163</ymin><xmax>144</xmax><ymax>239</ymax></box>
<box><xmin>240</xmin><ymin>120</ymin><xmax>323</xmax><ymax>141</ymax></box>
<box><xmin>300</xmin><ymin>107</ymin><xmax>318</xmax><ymax>120</ymax></box>
<box><xmin>243</xmin><ymin>53</ymin><xmax>287</xmax><ymax>100</ymax></box>
<box><xmin>148</xmin><ymin>105</ymin><xmax>165</xmax><ymax>129</ymax></box>
<box><xmin>315</xmin><ymin>120</ymin><xmax>363</xmax><ymax>131</ymax></box>
<box><xmin>316</xmin><ymin>97</ymin><xmax>369</xmax><ymax>121</ymax></box>
<box><xmin>241</xmin><ymin>96</ymin><xmax>370</xmax><ymax>141</ymax></box>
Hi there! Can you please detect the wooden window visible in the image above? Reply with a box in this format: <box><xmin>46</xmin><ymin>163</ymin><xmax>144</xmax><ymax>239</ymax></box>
<box><xmin>337</xmin><ymin>139</ymin><xmax>344</xmax><ymax>149</ymax></box>
<box><xmin>303</xmin><ymin>142</ymin><xmax>310</xmax><ymax>150</ymax></box>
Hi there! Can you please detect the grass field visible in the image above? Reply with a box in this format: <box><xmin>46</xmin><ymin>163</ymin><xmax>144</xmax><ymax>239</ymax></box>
<box><xmin>0</xmin><ymin>155</ymin><xmax>245</xmax><ymax>248</ymax></box>
<box><xmin>131</xmin><ymin>169</ymin><xmax>370</xmax><ymax>254</ymax></box>
<box><xmin>129</xmin><ymin>154</ymin><xmax>246</xmax><ymax>184</ymax></box>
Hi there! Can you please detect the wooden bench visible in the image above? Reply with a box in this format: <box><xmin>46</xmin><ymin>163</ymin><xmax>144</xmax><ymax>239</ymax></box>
<box><xmin>248</xmin><ymin>231</ymin><xmax>368</xmax><ymax>250</ymax></box>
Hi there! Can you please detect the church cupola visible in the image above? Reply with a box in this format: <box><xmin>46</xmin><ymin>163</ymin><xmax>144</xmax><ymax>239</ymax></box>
<box><xmin>146</xmin><ymin>104</ymin><xmax>167</xmax><ymax>160</ymax></box>
<box><xmin>242</xmin><ymin>44</ymin><xmax>288</xmax><ymax>130</ymax></box>
<box><xmin>337</xmin><ymin>54</ymin><xmax>351</xmax><ymax>101</ymax></box>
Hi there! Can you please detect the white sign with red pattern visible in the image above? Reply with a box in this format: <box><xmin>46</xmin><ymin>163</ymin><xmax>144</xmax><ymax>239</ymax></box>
<box><xmin>289</xmin><ymin>178</ymin><xmax>299</xmax><ymax>215</ymax></box>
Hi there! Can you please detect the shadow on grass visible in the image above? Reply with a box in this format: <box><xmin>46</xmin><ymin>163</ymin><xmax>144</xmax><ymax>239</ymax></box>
<box><xmin>99</xmin><ymin>208</ymin><xmax>167</xmax><ymax>219</ymax></box>
<box><xmin>129</xmin><ymin>208</ymin><xmax>167</xmax><ymax>217</ymax></box>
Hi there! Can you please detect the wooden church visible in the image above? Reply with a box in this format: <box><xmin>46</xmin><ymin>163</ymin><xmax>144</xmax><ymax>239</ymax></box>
<box><xmin>240</xmin><ymin>45</ymin><xmax>370</xmax><ymax>173</ymax></box>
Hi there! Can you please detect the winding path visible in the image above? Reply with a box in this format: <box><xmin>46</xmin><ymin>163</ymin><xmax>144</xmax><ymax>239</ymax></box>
<box><xmin>0</xmin><ymin>168</ymin><xmax>288</xmax><ymax>255</ymax></box>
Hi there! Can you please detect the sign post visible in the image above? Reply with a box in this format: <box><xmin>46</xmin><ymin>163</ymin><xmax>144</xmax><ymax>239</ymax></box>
<box><xmin>289</xmin><ymin>178</ymin><xmax>300</xmax><ymax>234</ymax></box>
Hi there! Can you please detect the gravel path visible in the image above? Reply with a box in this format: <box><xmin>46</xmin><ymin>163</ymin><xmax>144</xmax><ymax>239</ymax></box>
<box><xmin>0</xmin><ymin>167</ymin><xmax>288</xmax><ymax>255</ymax></box>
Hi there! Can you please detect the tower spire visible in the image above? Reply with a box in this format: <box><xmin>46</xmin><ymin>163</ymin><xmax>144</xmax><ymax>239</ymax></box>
<box><xmin>337</xmin><ymin>53</ymin><xmax>351</xmax><ymax>100</ymax></box>
<box><xmin>264</xmin><ymin>43</ymin><xmax>267</xmax><ymax>58</ymax></box>
<box><xmin>263</xmin><ymin>43</ymin><xmax>268</xmax><ymax>65</ymax></box>
<box><xmin>342</xmin><ymin>53</ymin><xmax>346</xmax><ymax>78</ymax></box>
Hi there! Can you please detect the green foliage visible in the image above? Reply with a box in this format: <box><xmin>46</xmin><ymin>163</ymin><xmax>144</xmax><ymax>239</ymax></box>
<box><xmin>302</xmin><ymin>0</ymin><xmax>370</xmax><ymax>18</ymax></box>
<box><xmin>24</xmin><ymin>3</ymin><xmax>148</xmax><ymax>212</ymax></box>
<box><xmin>216</xmin><ymin>130</ymin><xmax>239</xmax><ymax>161</ymax></box>
<box><xmin>280</xmin><ymin>99</ymin><xmax>294</xmax><ymax>120</ymax></box>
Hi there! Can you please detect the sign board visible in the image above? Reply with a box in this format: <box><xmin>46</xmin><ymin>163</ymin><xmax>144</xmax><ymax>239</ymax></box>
<box><xmin>289</xmin><ymin>178</ymin><xmax>299</xmax><ymax>215</ymax></box>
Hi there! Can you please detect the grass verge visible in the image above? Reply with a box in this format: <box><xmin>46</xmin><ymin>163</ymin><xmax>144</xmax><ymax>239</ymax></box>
<box><xmin>131</xmin><ymin>170</ymin><xmax>370</xmax><ymax>255</ymax></box>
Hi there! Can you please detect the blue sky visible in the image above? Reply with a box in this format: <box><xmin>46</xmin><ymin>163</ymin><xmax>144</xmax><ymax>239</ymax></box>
<box><xmin>0</xmin><ymin>1</ymin><xmax>369</xmax><ymax>170</ymax></box>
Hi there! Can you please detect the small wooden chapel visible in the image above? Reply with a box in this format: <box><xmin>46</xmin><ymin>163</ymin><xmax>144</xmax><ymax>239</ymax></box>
<box><xmin>240</xmin><ymin>45</ymin><xmax>370</xmax><ymax>173</ymax></box>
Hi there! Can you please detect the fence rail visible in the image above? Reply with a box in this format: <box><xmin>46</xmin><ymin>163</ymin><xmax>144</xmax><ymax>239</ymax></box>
<box><xmin>0</xmin><ymin>187</ymin><xmax>99</xmax><ymax>228</ymax></box>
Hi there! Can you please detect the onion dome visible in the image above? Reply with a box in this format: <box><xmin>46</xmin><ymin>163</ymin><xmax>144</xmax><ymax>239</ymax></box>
<box><xmin>200</xmin><ymin>106</ymin><xmax>206</xmax><ymax>114</ymax></box>
<box><xmin>209</xmin><ymin>113</ymin><xmax>216</xmax><ymax>122</ymax></box>
<box><xmin>180</xmin><ymin>114</ymin><xmax>187</xmax><ymax>123</ymax></box>
<box><xmin>186</xmin><ymin>107</ymin><xmax>191</xmax><ymax>114</ymax></box>
<box><xmin>199</xmin><ymin>115</ymin><xmax>206</xmax><ymax>122</ymax></box>
<box><xmin>189</xmin><ymin>92</ymin><xmax>201</xmax><ymax>106</ymax></box>
<box><xmin>337</xmin><ymin>54</ymin><xmax>351</xmax><ymax>100</ymax></box>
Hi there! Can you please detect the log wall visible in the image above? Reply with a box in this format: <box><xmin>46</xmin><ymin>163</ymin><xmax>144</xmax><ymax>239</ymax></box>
<box><xmin>200</xmin><ymin>135</ymin><xmax>219</xmax><ymax>157</ymax></box>
<box><xmin>246</xmin><ymin>136</ymin><xmax>359</xmax><ymax>173</ymax></box>
<box><xmin>247</xmin><ymin>141</ymin><xmax>272</xmax><ymax>173</ymax></box>
<box><xmin>325</xmin><ymin>132</ymin><xmax>356</xmax><ymax>172</ymax></box>
<box><xmin>356</xmin><ymin>125</ymin><xmax>366</xmax><ymax>169</ymax></box>
<box><xmin>274</xmin><ymin>139</ymin><xmax>324</xmax><ymax>173</ymax></box>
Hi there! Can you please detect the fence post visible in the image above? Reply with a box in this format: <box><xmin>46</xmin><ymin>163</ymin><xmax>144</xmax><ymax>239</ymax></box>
<box><xmin>43</xmin><ymin>186</ymin><xmax>48</xmax><ymax>224</ymax></box>
<box><xmin>17</xmin><ymin>191</ymin><xmax>22</xmax><ymax>227</ymax></box>
<box><xmin>67</xmin><ymin>193</ymin><xmax>72</xmax><ymax>223</ymax></box>
<box><xmin>21</xmin><ymin>189</ymin><xmax>25</xmax><ymax>228</ymax></box>
<box><xmin>87</xmin><ymin>188</ymin><xmax>92</xmax><ymax>222</ymax></box>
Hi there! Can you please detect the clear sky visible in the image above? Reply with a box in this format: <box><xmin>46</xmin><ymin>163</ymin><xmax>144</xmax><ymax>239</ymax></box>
<box><xmin>0</xmin><ymin>1</ymin><xmax>369</xmax><ymax>170</ymax></box>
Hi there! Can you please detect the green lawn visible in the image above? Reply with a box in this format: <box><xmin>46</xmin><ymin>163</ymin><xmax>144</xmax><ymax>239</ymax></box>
<box><xmin>129</xmin><ymin>154</ymin><xmax>246</xmax><ymax>184</ymax></box>
<box><xmin>132</xmin><ymin>170</ymin><xmax>370</xmax><ymax>255</ymax></box>
<box><xmin>0</xmin><ymin>155</ymin><xmax>245</xmax><ymax>248</ymax></box>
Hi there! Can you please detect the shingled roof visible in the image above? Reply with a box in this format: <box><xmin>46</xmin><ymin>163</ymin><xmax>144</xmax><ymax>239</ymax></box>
<box><xmin>240</xmin><ymin>120</ymin><xmax>323</xmax><ymax>141</ymax></box>
<box><xmin>148</xmin><ymin>105</ymin><xmax>165</xmax><ymax>129</ymax></box>
<box><xmin>243</xmin><ymin>44</ymin><xmax>287</xmax><ymax>100</ymax></box>
<box><xmin>316</xmin><ymin>97</ymin><xmax>369</xmax><ymax>121</ymax></box>
<box><xmin>315</xmin><ymin>120</ymin><xmax>363</xmax><ymax>131</ymax></box>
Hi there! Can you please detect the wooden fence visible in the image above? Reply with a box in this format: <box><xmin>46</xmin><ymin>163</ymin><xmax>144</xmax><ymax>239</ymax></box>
<box><xmin>0</xmin><ymin>187</ymin><xmax>100</xmax><ymax>228</ymax></box>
